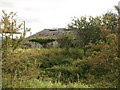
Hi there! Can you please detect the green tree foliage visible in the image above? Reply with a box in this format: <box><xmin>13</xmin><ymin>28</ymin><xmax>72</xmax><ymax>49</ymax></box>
<box><xmin>0</xmin><ymin>11</ymin><xmax>21</xmax><ymax>57</ymax></box>
<box><xmin>0</xmin><ymin>11</ymin><xmax>30</xmax><ymax>88</ymax></box>
<box><xmin>68</xmin><ymin>16</ymin><xmax>101</xmax><ymax>48</ymax></box>
<box><xmin>102</xmin><ymin>12</ymin><xmax>118</xmax><ymax>33</ymax></box>
<box><xmin>57</xmin><ymin>33</ymin><xmax>75</xmax><ymax>48</ymax></box>
<box><xmin>115</xmin><ymin>6</ymin><xmax>120</xmax><ymax>60</ymax></box>
<box><xmin>0</xmin><ymin>11</ymin><xmax>30</xmax><ymax>57</ymax></box>
<box><xmin>68</xmin><ymin>12</ymin><xmax>118</xmax><ymax>48</ymax></box>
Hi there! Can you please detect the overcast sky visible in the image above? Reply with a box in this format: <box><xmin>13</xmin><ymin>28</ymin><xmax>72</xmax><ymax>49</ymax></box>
<box><xmin>0</xmin><ymin>0</ymin><xmax>120</xmax><ymax>36</ymax></box>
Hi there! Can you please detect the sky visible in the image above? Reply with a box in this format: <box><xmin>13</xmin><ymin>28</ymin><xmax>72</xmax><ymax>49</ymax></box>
<box><xmin>0</xmin><ymin>0</ymin><xmax>120</xmax><ymax>36</ymax></box>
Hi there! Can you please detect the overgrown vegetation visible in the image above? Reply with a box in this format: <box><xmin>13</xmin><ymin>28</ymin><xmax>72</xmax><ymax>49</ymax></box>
<box><xmin>29</xmin><ymin>38</ymin><xmax>56</xmax><ymax>48</ymax></box>
<box><xmin>1</xmin><ymin>8</ymin><xmax>120</xmax><ymax>89</ymax></box>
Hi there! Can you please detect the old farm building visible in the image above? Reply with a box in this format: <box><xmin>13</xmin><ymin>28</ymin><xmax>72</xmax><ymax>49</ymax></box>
<box><xmin>26</xmin><ymin>28</ymin><xmax>76</xmax><ymax>48</ymax></box>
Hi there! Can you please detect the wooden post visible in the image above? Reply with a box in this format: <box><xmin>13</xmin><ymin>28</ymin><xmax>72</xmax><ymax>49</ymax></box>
<box><xmin>23</xmin><ymin>21</ymin><xmax>26</xmax><ymax>38</ymax></box>
<box><xmin>11</xmin><ymin>22</ymin><xmax>14</xmax><ymax>48</ymax></box>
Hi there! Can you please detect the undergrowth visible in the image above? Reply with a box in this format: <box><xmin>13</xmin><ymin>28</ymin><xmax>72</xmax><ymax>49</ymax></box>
<box><xmin>2</xmin><ymin>48</ymin><xmax>119</xmax><ymax>88</ymax></box>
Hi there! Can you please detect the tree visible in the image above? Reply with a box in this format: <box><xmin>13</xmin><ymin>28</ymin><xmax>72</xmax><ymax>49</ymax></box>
<box><xmin>68</xmin><ymin>16</ymin><xmax>101</xmax><ymax>48</ymax></box>
<box><xmin>0</xmin><ymin>10</ymin><xmax>30</xmax><ymax>57</ymax></box>
<box><xmin>102</xmin><ymin>12</ymin><xmax>118</xmax><ymax>33</ymax></box>
<box><xmin>0</xmin><ymin>11</ymin><xmax>31</xmax><ymax>88</ymax></box>
<box><xmin>114</xmin><ymin>6</ymin><xmax>120</xmax><ymax>58</ymax></box>
<box><xmin>68</xmin><ymin>12</ymin><xmax>118</xmax><ymax>49</ymax></box>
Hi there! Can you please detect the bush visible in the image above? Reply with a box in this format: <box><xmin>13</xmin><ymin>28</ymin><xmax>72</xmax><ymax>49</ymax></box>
<box><xmin>3</xmin><ymin>48</ymin><xmax>120</xmax><ymax>88</ymax></box>
<box><xmin>68</xmin><ymin>48</ymin><xmax>84</xmax><ymax>59</ymax></box>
